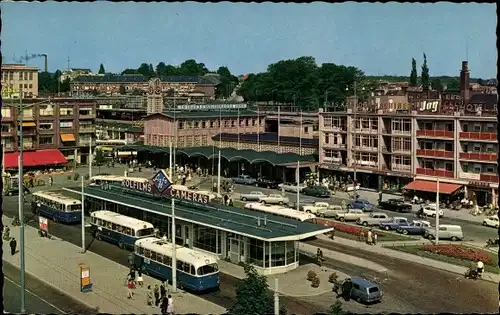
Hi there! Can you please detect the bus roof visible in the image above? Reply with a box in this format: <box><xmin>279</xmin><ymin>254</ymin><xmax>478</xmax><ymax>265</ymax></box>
<box><xmin>135</xmin><ymin>237</ymin><xmax>218</xmax><ymax>268</ymax></box>
<box><xmin>91</xmin><ymin>175</ymin><xmax>149</xmax><ymax>182</ymax></box>
<box><xmin>245</xmin><ymin>203</ymin><xmax>316</xmax><ymax>222</ymax></box>
<box><xmin>91</xmin><ymin>210</ymin><xmax>154</xmax><ymax>230</ymax></box>
<box><xmin>32</xmin><ymin>191</ymin><xmax>81</xmax><ymax>206</ymax></box>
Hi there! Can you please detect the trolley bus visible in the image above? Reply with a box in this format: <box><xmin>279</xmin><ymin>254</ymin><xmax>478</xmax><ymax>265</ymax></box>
<box><xmin>134</xmin><ymin>237</ymin><xmax>220</xmax><ymax>292</ymax></box>
<box><xmin>31</xmin><ymin>191</ymin><xmax>82</xmax><ymax>224</ymax></box>
<box><xmin>90</xmin><ymin>210</ymin><xmax>155</xmax><ymax>249</ymax></box>
<box><xmin>244</xmin><ymin>202</ymin><xmax>317</xmax><ymax>222</ymax></box>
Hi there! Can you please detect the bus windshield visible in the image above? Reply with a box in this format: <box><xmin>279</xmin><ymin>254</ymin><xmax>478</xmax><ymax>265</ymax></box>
<box><xmin>136</xmin><ymin>228</ymin><xmax>155</xmax><ymax>237</ymax></box>
<box><xmin>197</xmin><ymin>263</ymin><xmax>219</xmax><ymax>275</ymax></box>
<box><xmin>67</xmin><ymin>204</ymin><xmax>81</xmax><ymax>212</ymax></box>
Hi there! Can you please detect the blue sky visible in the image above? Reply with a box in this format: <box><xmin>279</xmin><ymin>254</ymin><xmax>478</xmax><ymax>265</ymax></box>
<box><xmin>1</xmin><ymin>2</ymin><xmax>496</xmax><ymax>78</ymax></box>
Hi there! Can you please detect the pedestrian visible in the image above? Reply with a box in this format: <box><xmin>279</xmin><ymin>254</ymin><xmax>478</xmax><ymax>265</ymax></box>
<box><xmin>127</xmin><ymin>280</ymin><xmax>135</xmax><ymax>299</ymax></box>
<box><xmin>49</xmin><ymin>176</ymin><xmax>53</xmax><ymax>187</ymax></box>
<box><xmin>316</xmin><ymin>248</ymin><xmax>322</xmax><ymax>267</ymax></box>
<box><xmin>367</xmin><ymin>229</ymin><xmax>373</xmax><ymax>245</ymax></box>
<box><xmin>154</xmin><ymin>284</ymin><xmax>160</xmax><ymax>306</ymax></box>
<box><xmin>373</xmin><ymin>232</ymin><xmax>378</xmax><ymax>245</ymax></box>
<box><xmin>167</xmin><ymin>294</ymin><xmax>174</xmax><ymax>315</ymax></box>
<box><xmin>160</xmin><ymin>296</ymin><xmax>169</xmax><ymax>314</ymax></box>
<box><xmin>160</xmin><ymin>282</ymin><xmax>166</xmax><ymax>300</ymax></box>
<box><xmin>147</xmin><ymin>285</ymin><xmax>154</xmax><ymax>306</ymax></box>
<box><xmin>330</xmin><ymin>226</ymin><xmax>335</xmax><ymax>240</ymax></box>
<box><xmin>137</xmin><ymin>270</ymin><xmax>144</xmax><ymax>287</ymax></box>
<box><xmin>128</xmin><ymin>267</ymin><xmax>136</xmax><ymax>281</ymax></box>
<box><xmin>341</xmin><ymin>278</ymin><xmax>353</xmax><ymax>301</ymax></box>
<box><xmin>10</xmin><ymin>237</ymin><xmax>17</xmax><ymax>255</ymax></box>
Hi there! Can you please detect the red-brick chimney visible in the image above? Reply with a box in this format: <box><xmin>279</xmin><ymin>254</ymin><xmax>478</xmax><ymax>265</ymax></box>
<box><xmin>460</xmin><ymin>61</ymin><xmax>470</xmax><ymax>103</ymax></box>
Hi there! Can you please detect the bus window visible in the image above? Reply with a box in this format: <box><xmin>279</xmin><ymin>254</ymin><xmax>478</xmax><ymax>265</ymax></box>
<box><xmin>150</xmin><ymin>251</ymin><xmax>157</xmax><ymax>261</ymax></box>
<box><xmin>90</xmin><ymin>216</ymin><xmax>96</xmax><ymax>224</ymax></box>
<box><xmin>177</xmin><ymin>261</ymin><xmax>184</xmax><ymax>270</ymax></box>
<box><xmin>197</xmin><ymin>263</ymin><xmax>219</xmax><ymax>275</ymax></box>
<box><xmin>67</xmin><ymin>204</ymin><xmax>81</xmax><ymax>212</ymax></box>
<box><xmin>136</xmin><ymin>228</ymin><xmax>154</xmax><ymax>237</ymax></box>
<box><xmin>157</xmin><ymin>254</ymin><xmax>164</xmax><ymax>264</ymax></box>
<box><xmin>107</xmin><ymin>221</ymin><xmax>112</xmax><ymax>229</ymax></box>
<box><xmin>183</xmin><ymin>263</ymin><xmax>191</xmax><ymax>274</ymax></box>
<box><xmin>137</xmin><ymin>246</ymin><xmax>144</xmax><ymax>255</ymax></box>
<box><xmin>190</xmin><ymin>265</ymin><xmax>195</xmax><ymax>275</ymax></box>
<box><xmin>97</xmin><ymin>219</ymin><xmax>102</xmax><ymax>226</ymax></box>
<box><xmin>164</xmin><ymin>256</ymin><xmax>172</xmax><ymax>267</ymax></box>
<box><xmin>117</xmin><ymin>225</ymin><xmax>123</xmax><ymax>233</ymax></box>
<box><xmin>144</xmin><ymin>249</ymin><xmax>151</xmax><ymax>258</ymax></box>
<box><xmin>125</xmin><ymin>228</ymin><xmax>132</xmax><ymax>236</ymax></box>
<box><xmin>112</xmin><ymin>223</ymin><xmax>117</xmax><ymax>230</ymax></box>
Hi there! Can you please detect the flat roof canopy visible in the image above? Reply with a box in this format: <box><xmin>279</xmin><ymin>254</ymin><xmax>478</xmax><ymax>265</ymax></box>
<box><xmin>403</xmin><ymin>180</ymin><xmax>462</xmax><ymax>195</ymax></box>
<box><xmin>63</xmin><ymin>186</ymin><xmax>331</xmax><ymax>242</ymax></box>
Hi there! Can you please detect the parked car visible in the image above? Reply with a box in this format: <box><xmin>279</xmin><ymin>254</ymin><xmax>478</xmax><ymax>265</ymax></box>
<box><xmin>422</xmin><ymin>205</ymin><xmax>444</xmax><ymax>218</ymax></box>
<box><xmin>424</xmin><ymin>224</ymin><xmax>463</xmax><ymax>241</ymax></box>
<box><xmin>349</xmin><ymin>277</ymin><xmax>382</xmax><ymax>304</ymax></box>
<box><xmin>232</xmin><ymin>175</ymin><xmax>257</xmax><ymax>185</ymax></box>
<box><xmin>378</xmin><ymin>199</ymin><xmax>412</xmax><ymax>213</ymax></box>
<box><xmin>345</xmin><ymin>184</ymin><xmax>361</xmax><ymax>192</ymax></box>
<box><xmin>302</xmin><ymin>202</ymin><xmax>344</xmax><ymax>216</ymax></box>
<box><xmin>302</xmin><ymin>186</ymin><xmax>331</xmax><ymax>198</ymax></box>
<box><xmin>348</xmin><ymin>199</ymin><xmax>374</xmax><ymax>212</ymax></box>
<box><xmin>288</xmin><ymin>199</ymin><xmax>315</xmax><ymax>210</ymax></box>
<box><xmin>255</xmin><ymin>177</ymin><xmax>280</xmax><ymax>189</ymax></box>
<box><xmin>335</xmin><ymin>209</ymin><xmax>365</xmax><ymax>222</ymax></box>
<box><xmin>482</xmin><ymin>215</ymin><xmax>499</xmax><ymax>228</ymax></box>
<box><xmin>356</xmin><ymin>212</ymin><xmax>391</xmax><ymax>226</ymax></box>
<box><xmin>259</xmin><ymin>194</ymin><xmax>289</xmax><ymax>205</ymax></box>
<box><xmin>397</xmin><ymin>220</ymin><xmax>431</xmax><ymax>235</ymax></box>
<box><xmin>240</xmin><ymin>191</ymin><xmax>267</xmax><ymax>201</ymax></box>
<box><xmin>379</xmin><ymin>217</ymin><xmax>410</xmax><ymax>231</ymax></box>
<box><xmin>278</xmin><ymin>182</ymin><xmax>306</xmax><ymax>193</ymax></box>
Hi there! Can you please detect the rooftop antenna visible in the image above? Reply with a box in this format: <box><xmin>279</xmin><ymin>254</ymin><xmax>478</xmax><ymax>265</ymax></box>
<box><xmin>466</xmin><ymin>37</ymin><xmax>469</xmax><ymax>61</ymax></box>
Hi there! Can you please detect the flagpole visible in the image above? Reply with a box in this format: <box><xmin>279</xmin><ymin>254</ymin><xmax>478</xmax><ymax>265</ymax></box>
<box><xmin>435</xmin><ymin>179</ymin><xmax>440</xmax><ymax>245</ymax></box>
<box><xmin>81</xmin><ymin>177</ymin><xmax>86</xmax><ymax>253</ymax></box>
<box><xmin>257</xmin><ymin>105</ymin><xmax>260</xmax><ymax>152</ymax></box>
<box><xmin>169</xmin><ymin>138</ymin><xmax>177</xmax><ymax>292</ymax></box>
<box><xmin>296</xmin><ymin>161</ymin><xmax>300</xmax><ymax>211</ymax></box>
<box><xmin>278</xmin><ymin>105</ymin><xmax>281</xmax><ymax>153</ymax></box>
<box><xmin>299</xmin><ymin>111</ymin><xmax>303</xmax><ymax>155</ymax></box>
<box><xmin>217</xmin><ymin>107</ymin><xmax>222</xmax><ymax>195</ymax></box>
<box><xmin>237</xmin><ymin>107</ymin><xmax>240</xmax><ymax>150</ymax></box>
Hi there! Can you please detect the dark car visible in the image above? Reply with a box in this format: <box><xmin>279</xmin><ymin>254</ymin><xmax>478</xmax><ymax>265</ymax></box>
<box><xmin>302</xmin><ymin>186</ymin><xmax>331</xmax><ymax>198</ymax></box>
<box><xmin>348</xmin><ymin>199</ymin><xmax>374</xmax><ymax>212</ymax></box>
<box><xmin>255</xmin><ymin>177</ymin><xmax>280</xmax><ymax>189</ymax></box>
<box><xmin>378</xmin><ymin>198</ymin><xmax>412</xmax><ymax>213</ymax></box>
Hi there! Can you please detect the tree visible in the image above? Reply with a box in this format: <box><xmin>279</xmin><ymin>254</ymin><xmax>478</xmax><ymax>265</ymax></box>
<box><xmin>93</xmin><ymin>149</ymin><xmax>106</xmax><ymax>174</ymax></box>
<box><xmin>421</xmin><ymin>53</ymin><xmax>430</xmax><ymax>88</ymax></box>
<box><xmin>119</xmin><ymin>85</ymin><xmax>126</xmax><ymax>94</ymax></box>
<box><xmin>446</xmin><ymin>78</ymin><xmax>460</xmax><ymax>91</ymax></box>
<box><xmin>122</xmin><ymin>68</ymin><xmax>139</xmax><ymax>75</ymax></box>
<box><xmin>216</xmin><ymin>66</ymin><xmax>240</xmax><ymax>99</ymax></box>
<box><xmin>179</xmin><ymin>59</ymin><xmax>208</xmax><ymax>76</ymax></box>
<box><xmin>138</xmin><ymin>63</ymin><xmax>153</xmax><ymax>78</ymax></box>
<box><xmin>232</xmin><ymin>264</ymin><xmax>273</xmax><ymax>315</ymax></box>
<box><xmin>409</xmin><ymin>58</ymin><xmax>418</xmax><ymax>86</ymax></box>
<box><xmin>98</xmin><ymin>63</ymin><xmax>106</xmax><ymax>74</ymax></box>
<box><xmin>329</xmin><ymin>300</ymin><xmax>345</xmax><ymax>315</ymax></box>
<box><xmin>430</xmin><ymin>78</ymin><xmax>444</xmax><ymax>92</ymax></box>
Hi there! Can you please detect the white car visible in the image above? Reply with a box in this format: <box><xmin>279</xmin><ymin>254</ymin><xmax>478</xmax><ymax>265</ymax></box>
<box><xmin>422</xmin><ymin>205</ymin><xmax>444</xmax><ymax>218</ymax></box>
<box><xmin>483</xmin><ymin>215</ymin><xmax>499</xmax><ymax>228</ymax></box>
<box><xmin>240</xmin><ymin>191</ymin><xmax>267</xmax><ymax>201</ymax></box>
<box><xmin>278</xmin><ymin>182</ymin><xmax>306</xmax><ymax>193</ymax></box>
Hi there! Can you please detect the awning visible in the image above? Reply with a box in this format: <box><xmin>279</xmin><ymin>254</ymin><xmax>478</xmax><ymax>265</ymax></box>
<box><xmin>403</xmin><ymin>180</ymin><xmax>462</xmax><ymax>194</ymax></box>
<box><xmin>3</xmin><ymin>149</ymin><xmax>68</xmax><ymax>169</ymax></box>
<box><xmin>60</xmin><ymin>134</ymin><xmax>76</xmax><ymax>142</ymax></box>
<box><xmin>22</xmin><ymin>122</ymin><xmax>36</xmax><ymax>127</ymax></box>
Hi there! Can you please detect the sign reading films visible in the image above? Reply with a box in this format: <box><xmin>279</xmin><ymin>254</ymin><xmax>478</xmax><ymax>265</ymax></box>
<box><xmin>122</xmin><ymin>170</ymin><xmax>210</xmax><ymax>204</ymax></box>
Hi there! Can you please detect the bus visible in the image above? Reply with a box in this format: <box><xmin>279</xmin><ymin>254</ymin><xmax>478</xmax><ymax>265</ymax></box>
<box><xmin>89</xmin><ymin>175</ymin><xmax>149</xmax><ymax>187</ymax></box>
<box><xmin>90</xmin><ymin>210</ymin><xmax>155</xmax><ymax>249</ymax></box>
<box><xmin>134</xmin><ymin>237</ymin><xmax>220</xmax><ymax>292</ymax></box>
<box><xmin>31</xmin><ymin>191</ymin><xmax>82</xmax><ymax>224</ymax></box>
<box><xmin>244</xmin><ymin>202</ymin><xmax>317</xmax><ymax>222</ymax></box>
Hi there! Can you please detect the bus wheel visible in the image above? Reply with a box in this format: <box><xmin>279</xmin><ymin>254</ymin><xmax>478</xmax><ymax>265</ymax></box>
<box><xmin>119</xmin><ymin>242</ymin><xmax>125</xmax><ymax>249</ymax></box>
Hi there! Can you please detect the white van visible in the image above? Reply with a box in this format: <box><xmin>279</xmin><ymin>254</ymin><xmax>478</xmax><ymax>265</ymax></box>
<box><xmin>424</xmin><ymin>224</ymin><xmax>463</xmax><ymax>241</ymax></box>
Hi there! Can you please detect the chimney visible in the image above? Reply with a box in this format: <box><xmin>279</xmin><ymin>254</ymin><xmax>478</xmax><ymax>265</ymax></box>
<box><xmin>460</xmin><ymin>61</ymin><xmax>470</xmax><ymax>103</ymax></box>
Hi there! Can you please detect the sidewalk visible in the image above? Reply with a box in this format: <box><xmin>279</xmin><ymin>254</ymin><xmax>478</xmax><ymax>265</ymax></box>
<box><xmin>315</xmin><ymin>234</ymin><xmax>500</xmax><ymax>283</ymax></box>
<box><xmin>1</xmin><ymin>216</ymin><xmax>226</xmax><ymax>315</ymax></box>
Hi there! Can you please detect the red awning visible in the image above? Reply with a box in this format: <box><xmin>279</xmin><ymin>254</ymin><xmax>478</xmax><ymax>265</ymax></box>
<box><xmin>404</xmin><ymin>180</ymin><xmax>462</xmax><ymax>195</ymax></box>
<box><xmin>4</xmin><ymin>149</ymin><xmax>68</xmax><ymax>169</ymax></box>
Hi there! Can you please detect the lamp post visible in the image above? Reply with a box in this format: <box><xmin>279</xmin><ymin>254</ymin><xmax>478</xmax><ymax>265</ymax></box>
<box><xmin>346</xmin><ymin>83</ymin><xmax>365</xmax><ymax>193</ymax></box>
<box><xmin>16</xmin><ymin>94</ymin><xmax>52</xmax><ymax>313</ymax></box>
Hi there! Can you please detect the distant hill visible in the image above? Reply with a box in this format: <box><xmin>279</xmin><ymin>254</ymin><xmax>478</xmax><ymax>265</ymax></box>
<box><xmin>365</xmin><ymin>75</ymin><xmax>487</xmax><ymax>86</ymax></box>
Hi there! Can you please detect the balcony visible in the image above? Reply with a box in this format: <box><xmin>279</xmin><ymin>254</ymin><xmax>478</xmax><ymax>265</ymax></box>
<box><xmin>392</xmin><ymin>130</ymin><xmax>411</xmax><ymax>136</ymax></box>
<box><xmin>459</xmin><ymin>152</ymin><xmax>497</xmax><ymax>162</ymax></box>
<box><xmin>480</xmin><ymin>174</ymin><xmax>499</xmax><ymax>183</ymax></box>
<box><xmin>459</xmin><ymin>132</ymin><xmax>497</xmax><ymax>141</ymax></box>
<box><xmin>323</xmin><ymin>125</ymin><xmax>346</xmax><ymax>132</ymax></box>
<box><xmin>458</xmin><ymin>172</ymin><xmax>481</xmax><ymax>181</ymax></box>
<box><xmin>416</xmin><ymin>149</ymin><xmax>454</xmax><ymax>159</ymax></box>
<box><xmin>353</xmin><ymin>160</ymin><xmax>378</xmax><ymax>168</ymax></box>
<box><xmin>79</xmin><ymin>126</ymin><xmax>95</xmax><ymax>133</ymax></box>
<box><xmin>38</xmin><ymin>128</ymin><xmax>55</xmax><ymax>134</ymax></box>
<box><xmin>416</xmin><ymin>130</ymin><xmax>453</xmax><ymax>138</ymax></box>
<box><xmin>416</xmin><ymin>168</ymin><xmax>454</xmax><ymax>178</ymax></box>
<box><xmin>323</xmin><ymin>157</ymin><xmax>343</xmax><ymax>164</ymax></box>
<box><xmin>1</xmin><ymin>131</ymin><xmax>13</xmax><ymax>137</ymax></box>
<box><xmin>353</xmin><ymin>128</ymin><xmax>378</xmax><ymax>135</ymax></box>
<box><xmin>22</xmin><ymin>143</ymin><xmax>34</xmax><ymax>150</ymax></box>
<box><xmin>3</xmin><ymin>144</ymin><xmax>14</xmax><ymax>151</ymax></box>
<box><xmin>391</xmin><ymin>164</ymin><xmax>411</xmax><ymax>172</ymax></box>
<box><xmin>353</xmin><ymin>146</ymin><xmax>378</xmax><ymax>152</ymax></box>
<box><xmin>78</xmin><ymin>111</ymin><xmax>95</xmax><ymax>119</ymax></box>
<box><xmin>59</xmin><ymin>127</ymin><xmax>75</xmax><ymax>134</ymax></box>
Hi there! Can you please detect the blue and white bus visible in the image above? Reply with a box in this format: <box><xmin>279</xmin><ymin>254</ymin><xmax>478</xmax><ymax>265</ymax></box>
<box><xmin>134</xmin><ymin>237</ymin><xmax>220</xmax><ymax>292</ymax></box>
<box><xmin>31</xmin><ymin>191</ymin><xmax>82</xmax><ymax>224</ymax></box>
<box><xmin>90</xmin><ymin>210</ymin><xmax>155</xmax><ymax>249</ymax></box>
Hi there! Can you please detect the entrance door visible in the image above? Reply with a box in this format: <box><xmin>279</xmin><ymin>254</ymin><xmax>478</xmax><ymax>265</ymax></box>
<box><xmin>229</xmin><ymin>238</ymin><xmax>240</xmax><ymax>263</ymax></box>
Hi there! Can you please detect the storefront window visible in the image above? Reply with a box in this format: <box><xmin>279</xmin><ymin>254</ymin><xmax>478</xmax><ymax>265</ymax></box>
<box><xmin>270</xmin><ymin>242</ymin><xmax>286</xmax><ymax>267</ymax></box>
<box><xmin>248</xmin><ymin>238</ymin><xmax>265</xmax><ymax>267</ymax></box>
<box><xmin>285</xmin><ymin>241</ymin><xmax>296</xmax><ymax>265</ymax></box>
<box><xmin>192</xmin><ymin>225</ymin><xmax>219</xmax><ymax>254</ymax></box>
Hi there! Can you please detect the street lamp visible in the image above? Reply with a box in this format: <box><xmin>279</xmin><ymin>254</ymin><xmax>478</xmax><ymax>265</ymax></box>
<box><xmin>15</xmin><ymin>93</ymin><xmax>52</xmax><ymax>313</ymax></box>
<box><xmin>346</xmin><ymin>83</ymin><xmax>365</xmax><ymax>193</ymax></box>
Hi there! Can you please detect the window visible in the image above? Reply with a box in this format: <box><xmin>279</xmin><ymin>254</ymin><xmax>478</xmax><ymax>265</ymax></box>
<box><xmin>462</xmin><ymin>124</ymin><xmax>468</xmax><ymax>132</ymax></box>
<box><xmin>1</xmin><ymin>124</ymin><xmax>10</xmax><ymax>133</ymax></box>
<box><xmin>39</xmin><ymin>136</ymin><xmax>53</xmax><ymax>145</ymax></box>
<box><xmin>445</xmin><ymin>123</ymin><xmax>453</xmax><ymax>132</ymax></box>
<box><xmin>194</xmin><ymin>121</ymin><xmax>200</xmax><ymax>128</ymax></box>
<box><xmin>473</xmin><ymin>164</ymin><xmax>481</xmax><ymax>173</ymax></box>
<box><xmin>1</xmin><ymin>108</ymin><xmax>11</xmax><ymax>118</ymax></box>
<box><xmin>24</xmin><ymin>72</ymin><xmax>28</xmax><ymax>80</ymax></box>
<box><xmin>472</xmin><ymin>124</ymin><xmax>481</xmax><ymax>132</ymax></box>
<box><xmin>473</xmin><ymin>145</ymin><xmax>481</xmax><ymax>152</ymax></box>
<box><xmin>209</xmin><ymin>120</ymin><xmax>214</xmax><ymax>128</ymax></box>
<box><xmin>9</xmin><ymin>72</ymin><xmax>13</xmax><ymax>80</ymax></box>
<box><xmin>28</xmin><ymin>84</ymin><xmax>33</xmax><ymax>89</ymax></box>
<box><xmin>201</xmin><ymin>121</ymin><xmax>206</xmax><ymax>128</ymax></box>
<box><xmin>39</xmin><ymin>105</ymin><xmax>54</xmax><ymax>116</ymax></box>
<box><xmin>324</xmin><ymin>133</ymin><xmax>330</xmax><ymax>144</ymax></box>
<box><xmin>323</xmin><ymin>117</ymin><xmax>333</xmax><ymax>128</ymax></box>
<box><xmin>29</xmin><ymin>72</ymin><xmax>33</xmax><ymax>80</ymax></box>
<box><xmin>24</xmin><ymin>84</ymin><xmax>28</xmax><ymax>89</ymax></box>
<box><xmin>485</xmin><ymin>165</ymin><xmax>496</xmax><ymax>173</ymax></box>
<box><xmin>178</xmin><ymin>122</ymin><xmax>184</xmax><ymax>129</ymax></box>
<box><xmin>60</xmin><ymin>121</ymin><xmax>73</xmax><ymax>128</ymax></box>
<box><xmin>445</xmin><ymin>162</ymin><xmax>453</xmax><ymax>172</ymax></box>
<box><xmin>445</xmin><ymin>142</ymin><xmax>453</xmax><ymax>151</ymax></box>
<box><xmin>224</xmin><ymin>120</ymin><xmax>229</xmax><ymax>128</ymax></box>
<box><xmin>59</xmin><ymin>108</ymin><xmax>73</xmax><ymax>116</ymax></box>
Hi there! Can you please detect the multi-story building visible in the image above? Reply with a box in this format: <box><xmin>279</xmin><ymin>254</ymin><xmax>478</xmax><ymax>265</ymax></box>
<box><xmin>319</xmin><ymin>61</ymin><xmax>498</xmax><ymax>206</ymax></box>
<box><xmin>70</xmin><ymin>75</ymin><xmax>218</xmax><ymax>99</ymax></box>
<box><xmin>1</xmin><ymin>98</ymin><xmax>97</xmax><ymax>166</ymax></box>
<box><xmin>1</xmin><ymin>64</ymin><xmax>39</xmax><ymax>98</ymax></box>
<box><xmin>143</xmin><ymin>110</ymin><xmax>264</xmax><ymax>148</ymax></box>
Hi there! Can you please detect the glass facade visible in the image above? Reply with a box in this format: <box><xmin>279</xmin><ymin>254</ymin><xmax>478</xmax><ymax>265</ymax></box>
<box><xmin>248</xmin><ymin>238</ymin><xmax>265</xmax><ymax>267</ymax></box>
<box><xmin>193</xmin><ymin>225</ymin><xmax>222</xmax><ymax>254</ymax></box>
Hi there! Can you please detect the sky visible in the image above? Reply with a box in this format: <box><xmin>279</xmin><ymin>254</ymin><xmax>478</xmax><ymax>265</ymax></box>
<box><xmin>1</xmin><ymin>2</ymin><xmax>497</xmax><ymax>78</ymax></box>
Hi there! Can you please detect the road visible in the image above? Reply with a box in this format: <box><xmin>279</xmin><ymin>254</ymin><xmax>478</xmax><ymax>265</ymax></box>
<box><xmin>2</xmin><ymin>261</ymin><xmax>95</xmax><ymax>314</ymax></box>
<box><xmin>207</xmin><ymin>181</ymin><xmax>498</xmax><ymax>243</ymax></box>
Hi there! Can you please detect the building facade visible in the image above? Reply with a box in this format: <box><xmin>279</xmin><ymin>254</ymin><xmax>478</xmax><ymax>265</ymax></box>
<box><xmin>1</xmin><ymin>98</ymin><xmax>97</xmax><ymax>165</ymax></box>
<box><xmin>143</xmin><ymin>111</ymin><xmax>265</xmax><ymax>148</ymax></box>
<box><xmin>1</xmin><ymin>64</ymin><xmax>39</xmax><ymax>98</ymax></box>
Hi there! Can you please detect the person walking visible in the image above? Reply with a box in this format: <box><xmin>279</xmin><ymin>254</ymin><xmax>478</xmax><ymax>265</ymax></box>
<box><xmin>330</xmin><ymin>226</ymin><xmax>335</xmax><ymax>240</ymax></box>
<box><xmin>166</xmin><ymin>294</ymin><xmax>174</xmax><ymax>315</ymax></box>
<box><xmin>136</xmin><ymin>270</ymin><xmax>144</xmax><ymax>287</ymax></box>
<box><xmin>154</xmin><ymin>284</ymin><xmax>160</xmax><ymax>306</ymax></box>
<box><xmin>146</xmin><ymin>285</ymin><xmax>154</xmax><ymax>306</ymax></box>
<box><xmin>10</xmin><ymin>237</ymin><xmax>17</xmax><ymax>255</ymax></box>
<box><xmin>49</xmin><ymin>176</ymin><xmax>53</xmax><ymax>187</ymax></box>
<box><xmin>160</xmin><ymin>282</ymin><xmax>167</xmax><ymax>300</ymax></box>
<box><xmin>127</xmin><ymin>280</ymin><xmax>135</xmax><ymax>299</ymax></box>
<box><xmin>367</xmin><ymin>229</ymin><xmax>373</xmax><ymax>245</ymax></box>
<box><xmin>160</xmin><ymin>295</ymin><xmax>169</xmax><ymax>314</ymax></box>
<box><xmin>373</xmin><ymin>232</ymin><xmax>378</xmax><ymax>245</ymax></box>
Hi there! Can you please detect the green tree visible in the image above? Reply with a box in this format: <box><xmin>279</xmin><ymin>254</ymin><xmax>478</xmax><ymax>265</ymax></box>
<box><xmin>156</xmin><ymin>62</ymin><xmax>167</xmax><ymax>76</ymax></box>
<box><xmin>119</xmin><ymin>85</ymin><xmax>126</xmax><ymax>94</ymax></box>
<box><xmin>232</xmin><ymin>264</ymin><xmax>273</xmax><ymax>315</ymax></box>
<box><xmin>98</xmin><ymin>63</ymin><xmax>106</xmax><ymax>74</ymax></box>
<box><xmin>329</xmin><ymin>300</ymin><xmax>345</xmax><ymax>315</ymax></box>
<box><xmin>446</xmin><ymin>78</ymin><xmax>460</xmax><ymax>91</ymax></box>
<box><xmin>179</xmin><ymin>59</ymin><xmax>208</xmax><ymax>76</ymax></box>
<box><xmin>216</xmin><ymin>66</ymin><xmax>239</xmax><ymax>99</ymax></box>
<box><xmin>122</xmin><ymin>68</ymin><xmax>139</xmax><ymax>75</ymax></box>
<box><xmin>409</xmin><ymin>58</ymin><xmax>418</xmax><ymax>86</ymax></box>
<box><xmin>421</xmin><ymin>53</ymin><xmax>430</xmax><ymax>88</ymax></box>
<box><xmin>138</xmin><ymin>63</ymin><xmax>153</xmax><ymax>78</ymax></box>
<box><xmin>93</xmin><ymin>149</ymin><xmax>106</xmax><ymax>174</ymax></box>
<box><xmin>430</xmin><ymin>78</ymin><xmax>444</xmax><ymax>92</ymax></box>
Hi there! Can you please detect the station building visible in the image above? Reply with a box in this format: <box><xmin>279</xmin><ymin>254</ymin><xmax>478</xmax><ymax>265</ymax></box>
<box><xmin>64</xmin><ymin>171</ymin><xmax>331</xmax><ymax>275</ymax></box>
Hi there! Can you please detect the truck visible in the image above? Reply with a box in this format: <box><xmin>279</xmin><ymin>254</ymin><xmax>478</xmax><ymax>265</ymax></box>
<box><xmin>356</xmin><ymin>212</ymin><xmax>391</xmax><ymax>226</ymax></box>
<box><xmin>335</xmin><ymin>209</ymin><xmax>365</xmax><ymax>222</ymax></box>
<box><xmin>379</xmin><ymin>217</ymin><xmax>410</xmax><ymax>231</ymax></box>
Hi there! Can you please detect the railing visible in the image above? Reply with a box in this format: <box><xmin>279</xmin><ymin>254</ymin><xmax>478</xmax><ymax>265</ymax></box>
<box><xmin>391</xmin><ymin>164</ymin><xmax>411</xmax><ymax>172</ymax></box>
<box><xmin>416</xmin><ymin>168</ymin><xmax>454</xmax><ymax>178</ymax></box>
<box><xmin>480</xmin><ymin>174</ymin><xmax>499</xmax><ymax>183</ymax></box>
<box><xmin>353</xmin><ymin>161</ymin><xmax>377</xmax><ymax>167</ymax></box>
<box><xmin>416</xmin><ymin>149</ymin><xmax>454</xmax><ymax>158</ymax></box>
<box><xmin>323</xmin><ymin>125</ymin><xmax>347</xmax><ymax>132</ymax></box>
<box><xmin>353</xmin><ymin>146</ymin><xmax>378</xmax><ymax>152</ymax></box>
<box><xmin>459</xmin><ymin>132</ymin><xmax>497</xmax><ymax>141</ymax></box>
<box><xmin>392</xmin><ymin>130</ymin><xmax>411</xmax><ymax>135</ymax></box>
<box><xmin>59</xmin><ymin>128</ymin><xmax>75</xmax><ymax>133</ymax></box>
<box><xmin>79</xmin><ymin>126</ymin><xmax>95</xmax><ymax>133</ymax></box>
<box><xmin>323</xmin><ymin>157</ymin><xmax>343</xmax><ymax>164</ymax></box>
<box><xmin>1</xmin><ymin>131</ymin><xmax>13</xmax><ymax>137</ymax></box>
<box><xmin>459</xmin><ymin>152</ymin><xmax>497</xmax><ymax>162</ymax></box>
<box><xmin>323</xmin><ymin>143</ymin><xmax>346</xmax><ymax>149</ymax></box>
<box><xmin>416</xmin><ymin>130</ymin><xmax>454</xmax><ymax>138</ymax></box>
<box><xmin>458</xmin><ymin>172</ymin><xmax>480</xmax><ymax>180</ymax></box>
<box><xmin>353</xmin><ymin>128</ymin><xmax>378</xmax><ymax>134</ymax></box>
<box><xmin>38</xmin><ymin>128</ymin><xmax>54</xmax><ymax>134</ymax></box>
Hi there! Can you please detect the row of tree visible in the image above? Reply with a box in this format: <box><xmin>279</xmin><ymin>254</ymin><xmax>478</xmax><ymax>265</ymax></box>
<box><xmin>238</xmin><ymin>56</ymin><xmax>366</xmax><ymax>109</ymax></box>
<box><xmin>409</xmin><ymin>55</ymin><xmax>462</xmax><ymax>92</ymax></box>
<box><xmin>38</xmin><ymin>70</ymin><xmax>71</xmax><ymax>94</ymax></box>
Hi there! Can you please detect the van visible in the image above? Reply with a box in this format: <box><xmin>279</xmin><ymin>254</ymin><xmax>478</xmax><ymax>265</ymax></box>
<box><xmin>317</xmin><ymin>205</ymin><xmax>344</xmax><ymax>218</ymax></box>
<box><xmin>424</xmin><ymin>224</ymin><xmax>463</xmax><ymax>241</ymax></box>
<box><xmin>350</xmin><ymin>277</ymin><xmax>382</xmax><ymax>303</ymax></box>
